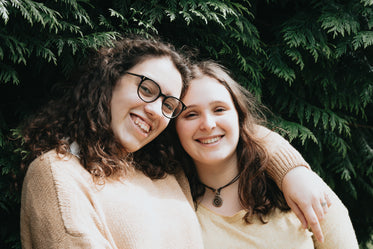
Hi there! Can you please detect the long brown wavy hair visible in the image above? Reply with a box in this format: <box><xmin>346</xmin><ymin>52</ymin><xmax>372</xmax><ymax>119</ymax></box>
<box><xmin>168</xmin><ymin>60</ymin><xmax>289</xmax><ymax>223</ymax></box>
<box><xmin>21</xmin><ymin>36</ymin><xmax>191</xmax><ymax>180</ymax></box>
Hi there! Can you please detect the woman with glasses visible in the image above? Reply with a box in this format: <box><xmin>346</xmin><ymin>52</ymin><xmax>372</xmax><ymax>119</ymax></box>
<box><xmin>21</xmin><ymin>37</ymin><xmax>200</xmax><ymax>249</ymax></box>
<box><xmin>172</xmin><ymin>60</ymin><xmax>358</xmax><ymax>248</ymax></box>
<box><xmin>21</xmin><ymin>37</ymin><xmax>332</xmax><ymax>248</ymax></box>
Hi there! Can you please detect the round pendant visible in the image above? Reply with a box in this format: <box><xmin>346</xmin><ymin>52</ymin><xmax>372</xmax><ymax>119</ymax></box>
<box><xmin>213</xmin><ymin>195</ymin><xmax>223</xmax><ymax>207</ymax></box>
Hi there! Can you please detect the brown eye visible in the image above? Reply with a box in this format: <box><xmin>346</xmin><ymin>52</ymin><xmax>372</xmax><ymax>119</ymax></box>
<box><xmin>215</xmin><ymin>107</ymin><xmax>225</xmax><ymax>112</ymax></box>
<box><xmin>139</xmin><ymin>79</ymin><xmax>159</xmax><ymax>98</ymax></box>
<box><xmin>162</xmin><ymin>98</ymin><xmax>177</xmax><ymax>113</ymax></box>
<box><xmin>184</xmin><ymin>112</ymin><xmax>197</xmax><ymax>118</ymax></box>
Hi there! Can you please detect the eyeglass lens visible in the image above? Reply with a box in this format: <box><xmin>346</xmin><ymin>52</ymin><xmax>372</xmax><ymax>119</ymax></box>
<box><xmin>138</xmin><ymin>78</ymin><xmax>183</xmax><ymax>118</ymax></box>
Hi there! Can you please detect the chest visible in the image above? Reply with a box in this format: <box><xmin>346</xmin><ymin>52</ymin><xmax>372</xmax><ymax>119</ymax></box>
<box><xmin>197</xmin><ymin>207</ymin><xmax>314</xmax><ymax>249</ymax></box>
<box><xmin>93</xmin><ymin>174</ymin><xmax>204</xmax><ymax>248</ymax></box>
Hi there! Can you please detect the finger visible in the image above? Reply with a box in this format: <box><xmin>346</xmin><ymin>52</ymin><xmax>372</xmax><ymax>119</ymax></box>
<box><xmin>321</xmin><ymin>199</ymin><xmax>328</xmax><ymax>214</ymax></box>
<box><xmin>325</xmin><ymin>192</ymin><xmax>332</xmax><ymax>207</ymax></box>
<box><xmin>313</xmin><ymin>199</ymin><xmax>325</xmax><ymax>222</ymax></box>
<box><xmin>304</xmin><ymin>208</ymin><xmax>324</xmax><ymax>243</ymax></box>
<box><xmin>287</xmin><ymin>199</ymin><xmax>308</xmax><ymax>229</ymax></box>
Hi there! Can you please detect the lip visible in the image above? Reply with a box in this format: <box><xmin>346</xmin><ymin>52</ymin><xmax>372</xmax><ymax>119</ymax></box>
<box><xmin>196</xmin><ymin>135</ymin><xmax>224</xmax><ymax>145</ymax></box>
<box><xmin>130</xmin><ymin>113</ymin><xmax>153</xmax><ymax>136</ymax></box>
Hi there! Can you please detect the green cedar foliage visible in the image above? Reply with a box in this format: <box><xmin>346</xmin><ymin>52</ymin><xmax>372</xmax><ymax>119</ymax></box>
<box><xmin>0</xmin><ymin>0</ymin><xmax>372</xmax><ymax>248</ymax></box>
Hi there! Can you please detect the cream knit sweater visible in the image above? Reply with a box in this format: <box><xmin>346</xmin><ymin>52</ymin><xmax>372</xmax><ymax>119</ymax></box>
<box><xmin>21</xmin><ymin>151</ymin><xmax>204</xmax><ymax>249</ymax></box>
<box><xmin>21</xmin><ymin>126</ymin><xmax>355</xmax><ymax>248</ymax></box>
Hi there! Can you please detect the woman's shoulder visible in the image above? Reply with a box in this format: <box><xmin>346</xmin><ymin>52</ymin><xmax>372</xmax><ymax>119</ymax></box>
<box><xmin>21</xmin><ymin>151</ymin><xmax>102</xmax><ymax>244</ymax></box>
<box><xmin>253</xmin><ymin>125</ymin><xmax>288</xmax><ymax>146</ymax></box>
<box><xmin>25</xmin><ymin>149</ymin><xmax>90</xmax><ymax>185</ymax></box>
<box><xmin>28</xmin><ymin>149</ymin><xmax>79</xmax><ymax>170</ymax></box>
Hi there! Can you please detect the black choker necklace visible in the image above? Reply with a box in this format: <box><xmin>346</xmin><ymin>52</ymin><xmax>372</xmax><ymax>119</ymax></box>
<box><xmin>201</xmin><ymin>173</ymin><xmax>240</xmax><ymax>207</ymax></box>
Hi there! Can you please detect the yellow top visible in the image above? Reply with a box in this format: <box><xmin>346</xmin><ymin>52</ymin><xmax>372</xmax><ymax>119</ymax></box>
<box><xmin>197</xmin><ymin>205</ymin><xmax>314</xmax><ymax>249</ymax></box>
<box><xmin>197</xmin><ymin>191</ymin><xmax>359</xmax><ymax>249</ymax></box>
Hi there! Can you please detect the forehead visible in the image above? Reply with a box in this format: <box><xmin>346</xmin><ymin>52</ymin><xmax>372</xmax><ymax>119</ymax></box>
<box><xmin>129</xmin><ymin>56</ymin><xmax>183</xmax><ymax>96</ymax></box>
<box><xmin>183</xmin><ymin>76</ymin><xmax>233</xmax><ymax>105</ymax></box>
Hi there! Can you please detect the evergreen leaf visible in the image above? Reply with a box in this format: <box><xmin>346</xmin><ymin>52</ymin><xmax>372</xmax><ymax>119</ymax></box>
<box><xmin>0</xmin><ymin>0</ymin><xmax>9</xmax><ymax>23</ymax></box>
<box><xmin>360</xmin><ymin>0</ymin><xmax>373</xmax><ymax>7</ymax></box>
<box><xmin>266</xmin><ymin>48</ymin><xmax>296</xmax><ymax>84</ymax></box>
<box><xmin>0</xmin><ymin>64</ymin><xmax>19</xmax><ymax>84</ymax></box>
<box><xmin>352</xmin><ymin>31</ymin><xmax>373</xmax><ymax>49</ymax></box>
<box><xmin>284</xmin><ymin>49</ymin><xmax>305</xmax><ymax>70</ymax></box>
<box><xmin>319</xmin><ymin>7</ymin><xmax>360</xmax><ymax>38</ymax></box>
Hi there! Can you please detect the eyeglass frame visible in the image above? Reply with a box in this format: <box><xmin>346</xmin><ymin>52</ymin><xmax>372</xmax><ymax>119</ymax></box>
<box><xmin>125</xmin><ymin>72</ymin><xmax>186</xmax><ymax>119</ymax></box>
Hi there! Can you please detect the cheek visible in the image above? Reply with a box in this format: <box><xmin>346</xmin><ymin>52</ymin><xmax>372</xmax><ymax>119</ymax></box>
<box><xmin>110</xmin><ymin>99</ymin><xmax>119</xmax><ymax>125</ymax></box>
<box><xmin>225</xmin><ymin>114</ymin><xmax>240</xmax><ymax>140</ymax></box>
<box><xmin>175</xmin><ymin>119</ymin><xmax>183</xmax><ymax>134</ymax></box>
<box><xmin>156</xmin><ymin>118</ymin><xmax>170</xmax><ymax>135</ymax></box>
<box><xmin>232</xmin><ymin>117</ymin><xmax>240</xmax><ymax>143</ymax></box>
<box><xmin>175</xmin><ymin>121</ymin><xmax>189</xmax><ymax>144</ymax></box>
<box><xmin>110</xmin><ymin>92</ymin><xmax>126</xmax><ymax>119</ymax></box>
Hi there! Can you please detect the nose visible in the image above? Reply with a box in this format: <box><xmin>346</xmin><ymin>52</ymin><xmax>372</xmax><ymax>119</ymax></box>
<box><xmin>144</xmin><ymin>98</ymin><xmax>164</xmax><ymax>118</ymax></box>
<box><xmin>200</xmin><ymin>113</ymin><xmax>216</xmax><ymax>131</ymax></box>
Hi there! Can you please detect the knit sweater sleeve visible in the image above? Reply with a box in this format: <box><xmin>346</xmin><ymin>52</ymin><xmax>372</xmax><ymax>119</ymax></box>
<box><xmin>254</xmin><ymin>125</ymin><xmax>311</xmax><ymax>189</ymax></box>
<box><xmin>20</xmin><ymin>150</ymin><xmax>114</xmax><ymax>249</ymax></box>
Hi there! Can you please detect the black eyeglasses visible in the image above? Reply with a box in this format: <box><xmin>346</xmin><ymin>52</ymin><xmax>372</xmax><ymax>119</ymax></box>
<box><xmin>126</xmin><ymin>72</ymin><xmax>186</xmax><ymax>119</ymax></box>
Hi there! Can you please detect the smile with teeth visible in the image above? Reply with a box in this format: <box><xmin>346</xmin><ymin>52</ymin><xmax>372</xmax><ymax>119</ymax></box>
<box><xmin>133</xmin><ymin>115</ymin><xmax>151</xmax><ymax>133</ymax></box>
<box><xmin>198</xmin><ymin>136</ymin><xmax>222</xmax><ymax>144</ymax></box>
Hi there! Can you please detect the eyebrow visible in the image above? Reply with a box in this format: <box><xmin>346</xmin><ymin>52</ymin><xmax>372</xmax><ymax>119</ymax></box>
<box><xmin>185</xmin><ymin>100</ymin><xmax>228</xmax><ymax>109</ymax></box>
<box><xmin>140</xmin><ymin>73</ymin><xmax>176</xmax><ymax>97</ymax></box>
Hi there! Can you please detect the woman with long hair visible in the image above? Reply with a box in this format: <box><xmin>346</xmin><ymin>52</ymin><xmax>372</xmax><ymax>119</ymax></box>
<box><xmin>173</xmin><ymin>60</ymin><xmax>358</xmax><ymax>248</ymax></box>
<box><xmin>21</xmin><ymin>36</ymin><xmax>206</xmax><ymax>248</ymax></box>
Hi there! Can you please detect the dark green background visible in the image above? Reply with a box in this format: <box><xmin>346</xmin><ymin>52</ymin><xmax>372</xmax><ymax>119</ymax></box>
<box><xmin>1</xmin><ymin>1</ymin><xmax>372</xmax><ymax>248</ymax></box>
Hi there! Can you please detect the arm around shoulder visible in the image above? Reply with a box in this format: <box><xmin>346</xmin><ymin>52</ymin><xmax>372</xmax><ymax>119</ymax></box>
<box><xmin>254</xmin><ymin>125</ymin><xmax>310</xmax><ymax>188</ymax></box>
<box><xmin>255</xmin><ymin>125</ymin><xmax>332</xmax><ymax>242</ymax></box>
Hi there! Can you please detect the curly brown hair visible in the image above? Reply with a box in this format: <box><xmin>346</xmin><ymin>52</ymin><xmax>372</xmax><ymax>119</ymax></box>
<box><xmin>167</xmin><ymin>60</ymin><xmax>289</xmax><ymax>223</ymax></box>
<box><xmin>22</xmin><ymin>36</ymin><xmax>191</xmax><ymax>180</ymax></box>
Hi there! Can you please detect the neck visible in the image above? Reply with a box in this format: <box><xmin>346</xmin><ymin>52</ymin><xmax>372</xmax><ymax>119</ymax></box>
<box><xmin>195</xmin><ymin>156</ymin><xmax>243</xmax><ymax>213</ymax></box>
<box><xmin>195</xmin><ymin>156</ymin><xmax>239</xmax><ymax>189</ymax></box>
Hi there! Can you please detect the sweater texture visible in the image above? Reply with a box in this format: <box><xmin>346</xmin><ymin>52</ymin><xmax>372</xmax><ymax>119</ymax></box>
<box><xmin>21</xmin><ymin>151</ymin><xmax>204</xmax><ymax>249</ymax></box>
<box><xmin>20</xmin><ymin>126</ymin><xmax>356</xmax><ymax>248</ymax></box>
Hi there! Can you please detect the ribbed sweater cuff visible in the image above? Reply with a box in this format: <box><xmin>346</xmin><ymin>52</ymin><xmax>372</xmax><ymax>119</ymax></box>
<box><xmin>266</xmin><ymin>146</ymin><xmax>311</xmax><ymax>190</ymax></box>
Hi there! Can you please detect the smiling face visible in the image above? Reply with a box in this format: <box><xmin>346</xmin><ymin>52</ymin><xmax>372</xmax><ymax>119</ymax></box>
<box><xmin>111</xmin><ymin>56</ymin><xmax>183</xmax><ymax>152</ymax></box>
<box><xmin>175</xmin><ymin>76</ymin><xmax>240</xmax><ymax>169</ymax></box>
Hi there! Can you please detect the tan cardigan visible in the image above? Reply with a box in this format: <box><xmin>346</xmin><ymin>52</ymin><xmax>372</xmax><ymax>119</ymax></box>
<box><xmin>20</xmin><ymin>126</ymin><xmax>338</xmax><ymax>248</ymax></box>
<box><xmin>254</xmin><ymin>125</ymin><xmax>311</xmax><ymax>189</ymax></box>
